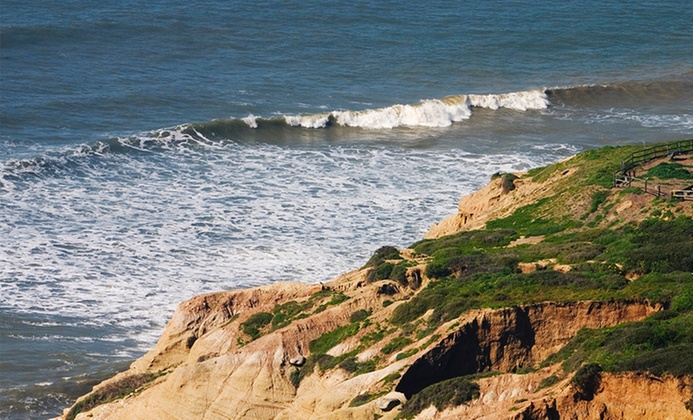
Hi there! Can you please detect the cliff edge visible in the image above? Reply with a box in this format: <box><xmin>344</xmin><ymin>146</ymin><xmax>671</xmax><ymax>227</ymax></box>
<box><xmin>61</xmin><ymin>142</ymin><xmax>693</xmax><ymax>419</ymax></box>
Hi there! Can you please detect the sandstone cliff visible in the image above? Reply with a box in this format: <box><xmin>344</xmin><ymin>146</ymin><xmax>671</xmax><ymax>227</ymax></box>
<box><xmin>61</xmin><ymin>143</ymin><xmax>693</xmax><ymax>420</ymax></box>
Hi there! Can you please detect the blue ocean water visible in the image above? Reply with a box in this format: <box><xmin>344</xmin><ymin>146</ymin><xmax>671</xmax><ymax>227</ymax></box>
<box><xmin>1</xmin><ymin>0</ymin><xmax>692</xmax><ymax>417</ymax></box>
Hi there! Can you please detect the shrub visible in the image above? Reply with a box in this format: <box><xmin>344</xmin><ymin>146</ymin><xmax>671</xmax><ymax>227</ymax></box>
<box><xmin>382</xmin><ymin>337</ymin><xmax>413</xmax><ymax>354</ymax></box>
<box><xmin>425</xmin><ymin>261</ymin><xmax>452</xmax><ymax>279</ymax></box>
<box><xmin>240</xmin><ymin>312</ymin><xmax>273</xmax><ymax>340</ymax></box>
<box><xmin>542</xmin><ymin>311</ymin><xmax>693</xmax><ymax>376</ymax></box>
<box><xmin>673</xmin><ymin>289</ymin><xmax>693</xmax><ymax>312</ymax></box>
<box><xmin>390</xmin><ymin>264</ymin><xmax>409</xmax><ymax>285</ymax></box>
<box><xmin>329</xmin><ymin>292</ymin><xmax>349</xmax><ymax>305</ymax></box>
<box><xmin>399</xmin><ymin>376</ymin><xmax>479</xmax><ymax>418</ymax></box>
<box><xmin>368</xmin><ymin>262</ymin><xmax>395</xmax><ymax>282</ymax></box>
<box><xmin>289</xmin><ymin>368</ymin><xmax>301</xmax><ymax>388</ymax></box>
<box><xmin>365</xmin><ymin>245</ymin><xmax>401</xmax><ymax>267</ymax></box>
<box><xmin>500</xmin><ymin>173</ymin><xmax>519</xmax><ymax>193</ymax></box>
<box><xmin>339</xmin><ymin>357</ymin><xmax>359</xmax><ymax>373</ymax></box>
<box><xmin>571</xmin><ymin>363</ymin><xmax>602</xmax><ymax>401</ymax></box>
<box><xmin>396</xmin><ymin>348</ymin><xmax>418</xmax><ymax>361</ymax></box>
<box><xmin>350</xmin><ymin>309</ymin><xmax>371</xmax><ymax>323</ymax></box>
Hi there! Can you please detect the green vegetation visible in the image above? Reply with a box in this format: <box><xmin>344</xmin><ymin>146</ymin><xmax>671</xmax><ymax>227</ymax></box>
<box><xmin>398</xmin><ymin>376</ymin><xmax>480</xmax><ymax>419</ymax></box>
<box><xmin>366</xmin><ymin>259</ymin><xmax>411</xmax><ymax>285</ymax></box>
<box><xmin>381</xmin><ymin>372</ymin><xmax>402</xmax><ymax>385</ymax></box>
<box><xmin>365</xmin><ymin>245</ymin><xmax>402</xmax><ymax>268</ymax></box>
<box><xmin>537</xmin><ymin>374</ymin><xmax>561</xmax><ymax>390</ymax></box>
<box><xmin>240</xmin><ymin>312</ymin><xmax>273</xmax><ymax>340</ymax></box>
<box><xmin>339</xmin><ymin>356</ymin><xmax>377</xmax><ymax>375</ymax></box>
<box><xmin>382</xmin><ymin>337</ymin><xmax>414</xmax><ymax>355</ymax></box>
<box><xmin>570</xmin><ymin>363</ymin><xmax>602</xmax><ymax>401</ymax></box>
<box><xmin>486</xmin><ymin>198</ymin><xmax>578</xmax><ymax>236</ymax></box>
<box><xmin>66</xmin><ymin>372</ymin><xmax>164</xmax><ymax>420</ymax></box>
<box><xmin>492</xmin><ymin>172</ymin><xmax>519</xmax><ymax>193</ymax></box>
<box><xmin>581</xmin><ymin>190</ymin><xmax>609</xmax><ymax>220</ymax></box>
<box><xmin>395</xmin><ymin>348</ymin><xmax>418</xmax><ymax>361</ymax></box>
<box><xmin>528</xmin><ymin>145</ymin><xmax>639</xmax><ymax>187</ymax></box>
<box><xmin>542</xmin><ymin>310</ymin><xmax>693</xmax><ymax>376</ymax></box>
<box><xmin>350</xmin><ymin>309</ymin><xmax>371</xmax><ymax>323</ymax></box>
<box><xmin>392</xmin><ymin>216</ymin><xmax>693</xmax><ymax>329</ymax></box>
<box><xmin>646</xmin><ymin>162</ymin><xmax>693</xmax><ymax>180</ymax></box>
<box><xmin>349</xmin><ymin>391</ymin><xmax>387</xmax><ymax>407</ymax></box>
<box><xmin>411</xmin><ymin>229</ymin><xmax>517</xmax><ymax>257</ymax></box>
<box><xmin>360</xmin><ymin>325</ymin><xmax>394</xmax><ymax>346</ymax></box>
<box><xmin>309</xmin><ymin>322</ymin><xmax>360</xmax><ymax>354</ymax></box>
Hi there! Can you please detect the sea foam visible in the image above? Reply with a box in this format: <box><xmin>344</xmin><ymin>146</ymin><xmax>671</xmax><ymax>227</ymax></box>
<box><xmin>282</xmin><ymin>89</ymin><xmax>549</xmax><ymax>129</ymax></box>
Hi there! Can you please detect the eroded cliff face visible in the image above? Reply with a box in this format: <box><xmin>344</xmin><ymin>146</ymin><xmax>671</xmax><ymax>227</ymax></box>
<box><xmin>396</xmin><ymin>300</ymin><xmax>659</xmax><ymax>398</ymax></box>
<box><xmin>61</xmin><ymin>275</ymin><xmax>671</xmax><ymax>420</ymax></box>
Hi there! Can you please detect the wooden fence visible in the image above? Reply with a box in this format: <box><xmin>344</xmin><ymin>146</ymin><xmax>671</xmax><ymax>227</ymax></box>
<box><xmin>620</xmin><ymin>139</ymin><xmax>693</xmax><ymax>172</ymax></box>
<box><xmin>613</xmin><ymin>139</ymin><xmax>693</xmax><ymax>200</ymax></box>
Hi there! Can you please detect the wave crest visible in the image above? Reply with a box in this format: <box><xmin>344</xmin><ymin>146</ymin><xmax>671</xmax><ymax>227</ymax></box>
<box><xmin>281</xmin><ymin>89</ymin><xmax>549</xmax><ymax>129</ymax></box>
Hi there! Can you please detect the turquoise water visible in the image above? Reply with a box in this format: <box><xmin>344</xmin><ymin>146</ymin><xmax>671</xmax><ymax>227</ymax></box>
<box><xmin>1</xmin><ymin>1</ymin><xmax>692</xmax><ymax>417</ymax></box>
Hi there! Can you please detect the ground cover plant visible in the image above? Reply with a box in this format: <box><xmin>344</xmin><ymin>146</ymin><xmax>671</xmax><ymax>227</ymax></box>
<box><xmin>542</xmin><ymin>310</ymin><xmax>693</xmax><ymax>376</ymax></box>
<box><xmin>646</xmin><ymin>162</ymin><xmax>693</xmax><ymax>180</ymax></box>
<box><xmin>392</xmin><ymin>216</ymin><xmax>693</xmax><ymax>329</ymax></box>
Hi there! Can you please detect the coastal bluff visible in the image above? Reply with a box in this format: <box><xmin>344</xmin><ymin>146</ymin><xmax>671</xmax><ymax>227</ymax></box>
<box><xmin>60</xmin><ymin>142</ymin><xmax>693</xmax><ymax>419</ymax></box>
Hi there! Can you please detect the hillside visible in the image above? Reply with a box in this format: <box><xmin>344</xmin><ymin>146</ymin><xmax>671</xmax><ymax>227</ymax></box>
<box><xmin>59</xmin><ymin>140</ymin><xmax>693</xmax><ymax>420</ymax></box>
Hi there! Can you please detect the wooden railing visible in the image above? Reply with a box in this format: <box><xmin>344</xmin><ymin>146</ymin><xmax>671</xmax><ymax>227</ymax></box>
<box><xmin>612</xmin><ymin>139</ymin><xmax>693</xmax><ymax>200</ymax></box>
<box><xmin>616</xmin><ymin>176</ymin><xmax>693</xmax><ymax>200</ymax></box>
<box><xmin>620</xmin><ymin>139</ymin><xmax>693</xmax><ymax>172</ymax></box>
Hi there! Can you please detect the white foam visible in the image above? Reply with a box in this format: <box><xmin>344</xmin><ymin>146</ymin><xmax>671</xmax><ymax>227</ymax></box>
<box><xmin>284</xmin><ymin>113</ymin><xmax>331</xmax><ymax>128</ymax></box>
<box><xmin>281</xmin><ymin>90</ymin><xmax>549</xmax><ymax>129</ymax></box>
<box><xmin>466</xmin><ymin>89</ymin><xmax>550</xmax><ymax>110</ymax></box>
<box><xmin>242</xmin><ymin>114</ymin><xmax>258</xmax><ymax>128</ymax></box>
<box><xmin>332</xmin><ymin>96</ymin><xmax>472</xmax><ymax>128</ymax></box>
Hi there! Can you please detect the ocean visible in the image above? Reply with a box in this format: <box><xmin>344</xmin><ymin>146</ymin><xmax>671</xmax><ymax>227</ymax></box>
<box><xmin>1</xmin><ymin>0</ymin><xmax>691</xmax><ymax>417</ymax></box>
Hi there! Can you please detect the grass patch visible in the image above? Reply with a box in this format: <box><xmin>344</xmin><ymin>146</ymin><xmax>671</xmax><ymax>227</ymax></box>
<box><xmin>350</xmin><ymin>309</ymin><xmax>371</xmax><ymax>323</ymax></box>
<box><xmin>646</xmin><ymin>162</ymin><xmax>693</xmax><ymax>180</ymax></box>
<box><xmin>396</xmin><ymin>348</ymin><xmax>419</xmax><ymax>361</ymax></box>
<box><xmin>581</xmin><ymin>190</ymin><xmax>609</xmax><ymax>220</ymax></box>
<box><xmin>309</xmin><ymin>322</ymin><xmax>360</xmax><ymax>354</ymax></box>
<box><xmin>381</xmin><ymin>372</ymin><xmax>402</xmax><ymax>385</ymax></box>
<box><xmin>486</xmin><ymin>197</ymin><xmax>577</xmax><ymax>236</ymax></box>
<box><xmin>240</xmin><ymin>312</ymin><xmax>273</xmax><ymax>340</ymax></box>
<box><xmin>339</xmin><ymin>357</ymin><xmax>377</xmax><ymax>375</ymax></box>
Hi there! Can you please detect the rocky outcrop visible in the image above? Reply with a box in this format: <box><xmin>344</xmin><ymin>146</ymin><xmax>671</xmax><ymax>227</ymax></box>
<box><xmin>395</xmin><ymin>300</ymin><xmax>659</xmax><ymax>398</ymax></box>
